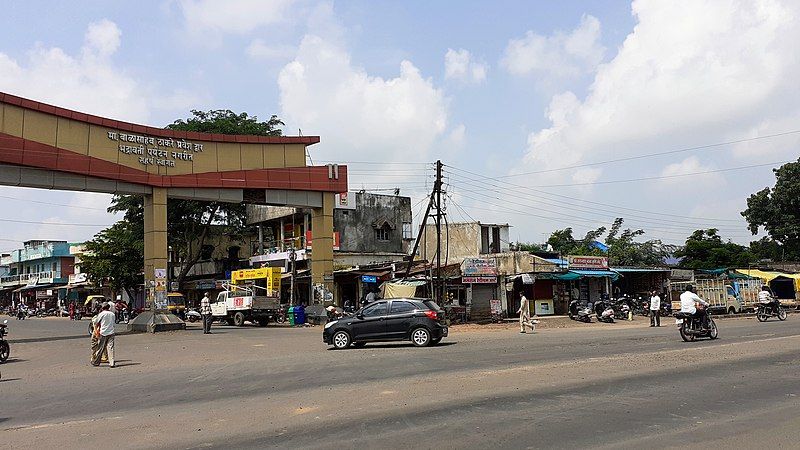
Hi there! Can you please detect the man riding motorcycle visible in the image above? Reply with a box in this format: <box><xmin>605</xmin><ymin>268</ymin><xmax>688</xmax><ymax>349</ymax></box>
<box><xmin>680</xmin><ymin>285</ymin><xmax>709</xmax><ymax>329</ymax></box>
<box><xmin>758</xmin><ymin>286</ymin><xmax>781</xmax><ymax>311</ymax></box>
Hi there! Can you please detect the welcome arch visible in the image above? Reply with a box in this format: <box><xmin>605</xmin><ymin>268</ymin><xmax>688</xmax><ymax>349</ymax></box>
<box><xmin>0</xmin><ymin>92</ymin><xmax>346</xmax><ymax>330</ymax></box>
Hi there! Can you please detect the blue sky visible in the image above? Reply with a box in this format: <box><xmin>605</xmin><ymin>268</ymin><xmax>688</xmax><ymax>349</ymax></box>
<box><xmin>1</xmin><ymin>0</ymin><xmax>798</xmax><ymax>251</ymax></box>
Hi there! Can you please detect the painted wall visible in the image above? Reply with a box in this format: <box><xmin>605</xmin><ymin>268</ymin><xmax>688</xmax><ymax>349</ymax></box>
<box><xmin>334</xmin><ymin>192</ymin><xmax>412</xmax><ymax>254</ymax></box>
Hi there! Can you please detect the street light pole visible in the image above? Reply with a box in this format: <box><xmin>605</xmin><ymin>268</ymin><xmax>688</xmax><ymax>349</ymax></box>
<box><xmin>289</xmin><ymin>247</ymin><xmax>297</xmax><ymax>307</ymax></box>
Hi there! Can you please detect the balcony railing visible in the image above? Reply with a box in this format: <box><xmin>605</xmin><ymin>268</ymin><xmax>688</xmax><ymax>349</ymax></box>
<box><xmin>0</xmin><ymin>271</ymin><xmax>56</xmax><ymax>287</ymax></box>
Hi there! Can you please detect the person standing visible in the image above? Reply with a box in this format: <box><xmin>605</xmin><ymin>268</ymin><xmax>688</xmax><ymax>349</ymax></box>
<box><xmin>200</xmin><ymin>292</ymin><xmax>213</xmax><ymax>334</ymax></box>
<box><xmin>649</xmin><ymin>290</ymin><xmax>661</xmax><ymax>327</ymax></box>
<box><xmin>69</xmin><ymin>301</ymin><xmax>75</xmax><ymax>321</ymax></box>
<box><xmin>91</xmin><ymin>303</ymin><xmax>116</xmax><ymax>367</ymax></box>
<box><xmin>517</xmin><ymin>292</ymin><xmax>535</xmax><ymax>334</ymax></box>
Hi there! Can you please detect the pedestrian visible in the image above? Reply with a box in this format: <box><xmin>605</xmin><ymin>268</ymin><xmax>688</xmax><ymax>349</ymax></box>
<box><xmin>200</xmin><ymin>292</ymin><xmax>212</xmax><ymax>334</ymax></box>
<box><xmin>69</xmin><ymin>301</ymin><xmax>75</xmax><ymax>320</ymax></box>
<box><xmin>517</xmin><ymin>292</ymin><xmax>536</xmax><ymax>334</ymax></box>
<box><xmin>91</xmin><ymin>303</ymin><xmax>116</xmax><ymax>367</ymax></box>
<box><xmin>364</xmin><ymin>289</ymin><xmax>376</xmax><ymax>306</ymax></box>
<box><xmin>649</xmin><ymin>290</ymin><xmax>661</xmax><ymax>327</ymax></box>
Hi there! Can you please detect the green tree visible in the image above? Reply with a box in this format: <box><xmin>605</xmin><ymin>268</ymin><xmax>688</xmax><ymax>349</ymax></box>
<box><xmin>604</xmin><ymin>218</ymin><xmax>675</xmax><ymax>266</ymax></box>
<box><xmin>80</xmin><ymin>220</ymin><xmax>144</xmax><ymax>300</ymax></box>
<box><xmin>510</xmin><ymin>242</ymin><xmax>546</xmax><ymax>252</ymax></box>
<box><xmin>674</xmin><ymin>229</ymin><xmax>755</xmax><ymax>269</ymax></box>
<box><xmin>546</xmin><ymin>226</ymin><xmax>606</xmax><ymax>256</ymax></box>
<box><xmin>167</xmin><ymin>110</ymin><xmax>284</xmax><ymax>136</ymax></box>
<box><xmin>741</xmin><ymin>158</ymin><xmax>800</xmax><ymax>260</ymax></box>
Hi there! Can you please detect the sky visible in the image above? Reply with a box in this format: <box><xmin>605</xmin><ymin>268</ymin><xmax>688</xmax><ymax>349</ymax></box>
<box><xmin>0</xmin><ymin>0</ymin><xmax>798</xmax><ymax>253</ymax></box>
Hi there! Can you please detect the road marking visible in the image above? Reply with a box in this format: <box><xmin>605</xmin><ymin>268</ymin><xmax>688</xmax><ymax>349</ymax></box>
<box><xmin>5</xmin><ymin>416</ymin><xmax>123</xmax><ymax>432</ymax></box>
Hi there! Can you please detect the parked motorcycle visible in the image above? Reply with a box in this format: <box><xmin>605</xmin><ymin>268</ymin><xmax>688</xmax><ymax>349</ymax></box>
<box><xmin>756</xmin><ymin>301</ymin><xmax>787</xmax><ymax>322</ymax></box>
<box><xmin>569</xmin><ymin>300</ymin><xmax>592</xmax><ymax>323</ymax></box>
<box><xmin>185</xmin><ymin>308</ymin><xmax>202</xmax><ymax>323</ymax></box>
<box><xmin>674</xmin><ymin>306</ymin><xmax>718</xmax><ymax>342</ymax></box>
<box><xmin>0</xmin><ymin>319</ymin><xmax>10</xmax><ymax>363</ymax></box>
<box><xmin>593</xmin><ymin>299</ymin><xmax>615</xmax><ymax>323</ymax></box>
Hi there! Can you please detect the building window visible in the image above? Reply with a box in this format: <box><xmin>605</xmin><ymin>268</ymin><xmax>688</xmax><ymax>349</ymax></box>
<box><xmin>375</xmin><ymin>226</ymin><xmax>391</xmax><ymax>241</ymax></box>
<box><xmin>402</xmin><ymin>222</ymin><xmax>412</xmax><ymax>240</ymax></box>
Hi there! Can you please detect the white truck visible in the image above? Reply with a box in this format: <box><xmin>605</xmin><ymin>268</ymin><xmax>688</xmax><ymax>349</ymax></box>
<box><xmin>669</xmin><ymin>278</ymin><xmax>760</xmax><ymax>314</ymax></box>
<box><xmin>211</xmin><ymin>284</ymin><xmax>280</xmax><ymax>327</ymax></box>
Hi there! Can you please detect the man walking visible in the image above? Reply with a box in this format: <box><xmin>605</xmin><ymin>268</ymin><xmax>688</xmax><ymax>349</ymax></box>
<box><xmin>92</xmin><ymin>303</ymin><xmax>116</xmax><ymax>367</ymax></box>
<box><xmin>649</xmin><ymin>290</ymin><xmax>661</xmax><ymax>327</ymax></box>
<box><xmin>517</xmin><ymin>292</ymin><xmax>536</xmax><ymax>333</ymax></box>
<box><xmin>200</xmin><ymin>292</ymin><xmax>213</xmax><ymax>334</ymax></box>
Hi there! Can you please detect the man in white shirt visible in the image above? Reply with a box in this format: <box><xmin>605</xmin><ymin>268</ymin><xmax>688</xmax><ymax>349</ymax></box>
<box><xmin>200</xmin><ymin>292</ymin><xmax>213</xmax><ymax>334</ymax></box>
<box><xmin>649</xmin><ymin>290</ymin><xmax>661</xmax><ymax>327</ymax></box>
<box><xmin>517</xmin><ymin>292</ymin><xmax>536</xmax><ymax>334</ymax></box>
<box><xmin>680</xmin><ymin>285</ymin><xmax>709</xmax><ymax>329</ymax></box>
<box><xmin>91</xmin><ymin>303</ymin><xmax>117</xmax><ymax>367</ymax></box>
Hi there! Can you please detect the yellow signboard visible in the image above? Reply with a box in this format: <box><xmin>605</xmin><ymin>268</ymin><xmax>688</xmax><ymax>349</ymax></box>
<box><xmin>231</xmin><ymin>267</ymin><xmax>282</xmax><ymax>294</ymax></box>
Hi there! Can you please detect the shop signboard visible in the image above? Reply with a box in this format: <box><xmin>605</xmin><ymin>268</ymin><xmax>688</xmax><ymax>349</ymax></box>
<box><xmin>69</xmin><ymin>273</ymin><xmax>88</xmax><ymax>284</ymax></box>
<box><xmin>490</xmin><ymin>299</ymin><xmax>502</xmax><ymax>315</ymax></box>
<box><xmin>305</xmin><ymin>231</ymin><xmax>341</xmax><ymax>251</ymax></box>
<box><xmin>568</xmin><ymin>256</ymin><xmax>609</xmax><ymax>270</ymax></box>
<box><xmin>361</xmin><ymin>275</ymin><xmax>378</xmax><ymax>284</ymax></box>
<box><xmin>335</xmin><ymin>192</ymin><xmax>357</xmax><ymax>210</ymax></box>
<box><xmin>670</xmin><ymin>269</ymin><xmax>694</xmax><ymax>281</ymax></box>
<box><xmin>461</xmin><ymin>258</ymin><xmax>498</xmax><ymax>277</ymax></box>
<box><xmin>462</xmin><ymin>276</ymin><xmax>498</xmax><ymax>284</ymax></box>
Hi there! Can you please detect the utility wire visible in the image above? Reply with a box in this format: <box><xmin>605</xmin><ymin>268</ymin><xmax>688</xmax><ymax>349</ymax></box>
<box><xmin>445</xmin><ymin>164</ymin><xmax>746</xmax><ymax>222</ymax></box>
<box><xmin>493</xmin><ymin>129</ymin><xmax>800</xmax><ymax>178</ymax></box>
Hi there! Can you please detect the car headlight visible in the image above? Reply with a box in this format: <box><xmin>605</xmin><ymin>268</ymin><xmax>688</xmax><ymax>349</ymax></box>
<box><xmin>324</xmin><ymin>320</ymin><xmax>337</xmax><ymax>329</ymax></box>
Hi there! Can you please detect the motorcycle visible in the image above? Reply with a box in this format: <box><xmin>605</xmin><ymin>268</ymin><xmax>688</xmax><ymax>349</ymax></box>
<box><xmin>1</xmin><ymin>319</ymin><xmax>10</xmax><ymax>363</ymax></box>
<box><xmin>569</xmin><ymin>300</ymin><xmax>592</xmax><ymax>323</ymax></box>
<box><xmin>275</xmin><ymin>306</ymin><xmax>288</xmax><ymax>324</ymax></box>
<box><xmin>593</xmin><ymin>300</ymin><xmax>615</xmax><ymax>323</ymax></box>
<box><xmin>756</xmin><ymin>301</ymin><xmax>787</xmax><ymax>322</ymax></box>
<box><xmin>674</xmin><ymin>306</ymin><xmax>718</xmax><ymax>342</ymax></box>
<box><xmin>185</xmin><ymin>308</ymin><xmax>202</xmax><ymax>323</ymax></box>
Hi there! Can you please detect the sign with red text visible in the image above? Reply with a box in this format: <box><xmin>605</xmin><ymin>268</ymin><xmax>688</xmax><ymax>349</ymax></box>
<box><xmin>567</xmin><ymin>256</ymin><xmax>609</xmax><ymax>270</ymax></box>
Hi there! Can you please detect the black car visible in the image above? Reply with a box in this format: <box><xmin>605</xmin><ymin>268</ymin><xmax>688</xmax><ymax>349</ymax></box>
<box><xmin>323</xmin><ymin>298</ymin><xmax>448</xmax><ymax>349</ymax></box>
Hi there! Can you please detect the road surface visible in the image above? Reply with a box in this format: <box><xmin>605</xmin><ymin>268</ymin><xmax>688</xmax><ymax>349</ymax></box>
<box><xmin>1</xmin><ymin>315</ymin><xmax>799</xmax><ymax>449</ymax></box>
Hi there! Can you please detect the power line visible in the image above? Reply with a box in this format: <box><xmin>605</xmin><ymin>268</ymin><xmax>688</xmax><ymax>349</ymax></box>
<box><xmin>494</xmin><ymin>129</ymin><xmax>800</xmax><ymax>178</ymax></box>
<box><xmin>0</xmin><ymin>218</ymin><xmax>111</xmax><ymax>227</ymax></box>
<box><xmin>0</xmin><ymin>194</ymin><xmax>110</xmax><ymax>211</ymax></box>
<box><xmin>444</xmin><ymin>164</ymin><xmax>745</xmax><ymax>222</ymax></box>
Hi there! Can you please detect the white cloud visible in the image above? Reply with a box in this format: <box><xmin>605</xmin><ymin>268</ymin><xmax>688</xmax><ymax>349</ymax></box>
<box><xmin>178</xmin><ymin>0</ymin><xmax>295</xmax><ymax>34</ymax></box>
<box><xmin>447</xmin><ymin>124</ymin><xmax>466</xmax><ymax>149</ymax></box>
<box><xmin>444</xmin><ymin>48</ymin><xmax>487</xmax><ymax>84</ymax></box>
<box><xmin>83</xmin><ymin>19</ymin><xmax>121</xmax><ymax>57</ymax></box>
<box><xmin>0</xmin><ymin>20</ymin><xmax>199</xmax><ymax>124</ymax></box>
<box><xmin>245</xmin><ymin>39</ymin><xmax>296</xmax><ymax>60</ymax></box>
<box><xmin>501</xmin><ymin>14</ymin><xmax>605</xmax><ymax>79</ymax></box>
<box><xmin>278</xmin><ymin>34</ymin><xmax>449</xmax><ymax>164</ymax></box>
<box><xmin>658</xmin><ymin>156</ymin><xmax>725</xmax><ymax>188</ymax></box>
<box><xmin>520</xmin><ymin>0</ymin><xmax>800</xmax><ymax>185</ymax></box>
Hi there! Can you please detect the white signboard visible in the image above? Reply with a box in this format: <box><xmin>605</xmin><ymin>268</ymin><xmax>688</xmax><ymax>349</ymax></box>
<box><xmin>334</xmin><ymin>192</ymin><xmax>356</xmax><ymax>210</ymax></box>
<box><xmin>568</xmin><ymin>256</ymin><xmax>609</xmax><ymax>270</ymax></box>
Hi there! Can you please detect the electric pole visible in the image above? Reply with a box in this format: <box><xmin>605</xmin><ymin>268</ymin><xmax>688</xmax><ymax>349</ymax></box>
<box><xmin>435</xmin><ymin>160</ymin><xmax>443</xmax><ymax>305</ymax></box>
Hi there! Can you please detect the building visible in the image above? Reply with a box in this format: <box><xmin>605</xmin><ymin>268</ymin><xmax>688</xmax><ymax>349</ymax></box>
<box><xmin>246</xmin><ymin>192</ymin><xmax>414</xmax><ymax>304</ymax></box>
<box><xmin>0</xmin><ymin>240</ymin><xmax>75</xmax><ymax>309</ymax></box>
<box><xmin>419</xmin><ymin>221</ymin><xmax>510</xmax><ymax>266</ymax></box>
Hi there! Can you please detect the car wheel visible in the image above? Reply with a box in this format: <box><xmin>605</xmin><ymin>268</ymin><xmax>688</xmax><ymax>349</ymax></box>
<box><xmin>728</xmin><ymin>307</ymin><xmax>736</xmax><ymax>315</ymax></box>
<box><xmin>233</xmin><ymin>312</ymin><xmax>246</xmax><ymax>327</ymax></box>
<box><xmin>430</xmin><ymin>337</ymin><xmax>442</xmax><ymax>346</ymax></box>
<box><xmin>411</xmin><ymin>327</ymin><xmax>431</xmax><ymax>347</ymax></box>
<box><xmin>353</xmin><ymin>341</ymin><xmax>367</xmax><ymax>348</ymax></box>
<box><xmin>332</xmin><ymin>330</ymin><xmax>351</xmax><ymax>349</ymax></box>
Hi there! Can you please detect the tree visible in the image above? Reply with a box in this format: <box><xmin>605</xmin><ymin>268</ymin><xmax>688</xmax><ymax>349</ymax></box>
<box><xmin>80</xmin><ymin>220</ymin><xmax>144</xmax><ymax>300</ymax></box>
<box><xmin>604</xmin><ymin>218</ymin><xmax>675</xmax><ymax>266</ymax></box>
<box><xmin>741</xmin><ymin>158</ymin><xmax>800</xmax><ymax>260</ymax></box>
<box><xmin>89</xmin><ymin>109</ymin><xmax>285</xmax><ymax>289</ymax></box>
<box><xmin>674</xmin><ymin>229</ymin><xmax>755</xmax><ymax>269</ymax></box>
<box><xmin>510</xmin><ymin>242</ymin><xmax>546</xmax><ymax>252</ymax></box>
<box><xmin>546</xmin><ymin>219</ymin><xmax>674</xmax><ymax>266</ymax></box>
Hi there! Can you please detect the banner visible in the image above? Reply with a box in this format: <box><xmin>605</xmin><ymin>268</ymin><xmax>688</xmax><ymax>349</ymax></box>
<box><xmin>461</xmin><ymin>258</ymin><xmax>498</xmax><ymax>276</ymax></box>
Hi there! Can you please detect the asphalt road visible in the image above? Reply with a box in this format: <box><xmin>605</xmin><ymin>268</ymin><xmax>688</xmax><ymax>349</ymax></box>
<box><xmin>2</xmin><ymin>315</ymin><xmax>799</xmax><ymax>449</ymax></box>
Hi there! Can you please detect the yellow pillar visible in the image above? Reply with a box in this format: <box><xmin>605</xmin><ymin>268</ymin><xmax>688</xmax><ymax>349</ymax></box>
<box><xmin>144</xmin><ymin>187</ymin><xmax>168</xmax><ymax>310</ymax></box>
<box><xmin>311</xmin><ymin>192</ymin><xmax>336</xmax><ymax>305</ymax></box>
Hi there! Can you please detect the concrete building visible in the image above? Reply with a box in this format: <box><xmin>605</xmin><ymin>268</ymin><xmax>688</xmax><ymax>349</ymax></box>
<box><xmin>420</xmin><ymin>221</ymin><xmax>510</xmax><ymax>266</ymax></box>
<box><xmin>247</xmin><ymin>192</ymin><xmax>413</xmax><ymax>304</ymax></box>
<box><xmin>0</xmin><ymin>240</ymin><xmax>75</xmax><ymax>309</ymax></box>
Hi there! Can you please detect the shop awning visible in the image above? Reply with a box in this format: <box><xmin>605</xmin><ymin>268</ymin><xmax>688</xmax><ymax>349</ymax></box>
<box><xmin>565</xmin><ymin>270</ymin><xmax>620</xmax><ymax>281</ymax></box>
<box><xmin>13</xmin><ymin>283</ymin><xmax>57</xmax><ymax>293</ymax></box>
<box><xmin>612</xmin><ymin>268</ymin><xmax>670</xmax><ymax>273</ymax></box>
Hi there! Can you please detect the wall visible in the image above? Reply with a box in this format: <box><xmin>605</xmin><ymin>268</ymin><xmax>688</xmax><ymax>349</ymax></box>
<box><xmin>246</xmin><ymin>205</ymin><xmax>297</xmax><ymax>225</ymax></box>
<box><xmin>334</xmin><ymin>192</ymin><xmax>412</xmax><ymax>254</ymax></box>
<box><xmin>421</xmin><ymin>222</ymin><xmax>480</xmax><ymax>266</ymax></box>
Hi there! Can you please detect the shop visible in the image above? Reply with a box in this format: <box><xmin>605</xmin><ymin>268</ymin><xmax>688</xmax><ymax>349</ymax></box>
<box><xmin>460</xmin><ymin>258</ymin><xmax>500</xmax><ymax>321</ymax></box>
<box><xmin>612</xmin><ymin>268</ymin><xmax>671</xmax><ymax>298</ymax></box>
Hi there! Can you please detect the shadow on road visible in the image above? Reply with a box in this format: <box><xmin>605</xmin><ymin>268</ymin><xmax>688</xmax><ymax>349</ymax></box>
<box><xmin>0</xmin><ymin>358</ymin><xmax>26</xmax><ymax>364</ymax></box>
<box><xmin>0</xmin><ymin>378</ymin><xmax>21</xmax><ymax>383</ymax></box>
<box><xmin>329</xmin><ymin>342</ymin><xmax>457</xmax><ymax>350</ymax></box>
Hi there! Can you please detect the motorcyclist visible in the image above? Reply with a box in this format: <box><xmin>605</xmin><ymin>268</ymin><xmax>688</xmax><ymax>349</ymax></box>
<box><xmin>758</xmin><ymin>286</ymin><xmax>781</xmax><ymax>312</ymax></box>
<box><xmin>680</xmin><ymin>285</ymin><xmax>709</xmax><ymax>329</ymax></box>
